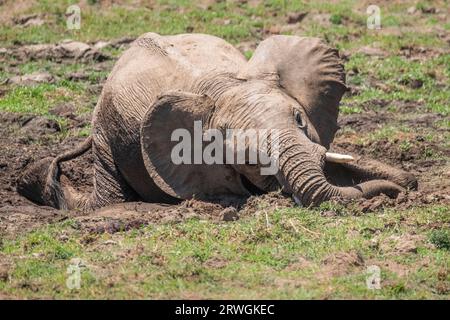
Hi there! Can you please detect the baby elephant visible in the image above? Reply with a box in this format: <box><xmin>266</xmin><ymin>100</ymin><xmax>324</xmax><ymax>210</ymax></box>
<box><xmin>17</xmin><ymin>33</ymin><xmax>417</xmax><ymax>211</ymax></box>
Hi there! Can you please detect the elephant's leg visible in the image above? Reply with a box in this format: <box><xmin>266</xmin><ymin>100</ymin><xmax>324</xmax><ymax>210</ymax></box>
<box><xmin>88</xmin><ymin>134</ymin><xmax>140</xmax><ymax>209</ymax></box>
<box><xmin>325</xmin><ymin>156</ymin><xmax>418</xmax><ymax>190</ymax></box>
<box><xmin>17</xmin><ymin>135</ymin><xmax>138</xmax><ymax>211</ymax></box>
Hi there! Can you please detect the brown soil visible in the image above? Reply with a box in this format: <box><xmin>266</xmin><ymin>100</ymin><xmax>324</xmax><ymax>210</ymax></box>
<box><xmin>0</xmin><ymin>111</ymin><xmax>293</xmax><ymax>237</ymax></box>
<box><xmin>0</xmin><ymin>100</ymin><xmax>448</xmax><ymax>237</ymax></box>
<box><xmin>335</xmin><ymin>109</ymin><xmax>450</xmax><ymax>209</ymax></box>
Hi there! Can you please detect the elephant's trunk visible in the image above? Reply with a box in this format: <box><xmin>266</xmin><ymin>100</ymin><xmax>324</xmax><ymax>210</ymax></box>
<box><xmin>276</xmin><ymin>132</ymin><xmax>403</xmax><ymax>206</ymax></box>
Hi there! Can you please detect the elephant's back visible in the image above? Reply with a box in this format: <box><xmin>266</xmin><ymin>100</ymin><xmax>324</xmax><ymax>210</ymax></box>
<box><xmin>163</xmin><ymin>33</ymin><xmax>247</xmax><ymax>74</ymax></box>
<box><xmin>99</xmin><ymin>32</ymin><xmax>246</xmax><ymax>121</ymax></box>
<box><xmin>92</xmin><ymin>33</ymin><xmax>246</xmax><ymax>202</ymax></box>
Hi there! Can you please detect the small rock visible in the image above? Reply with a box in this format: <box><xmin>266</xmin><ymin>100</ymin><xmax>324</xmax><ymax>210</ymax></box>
<box><xmin>67</xmin><ymin>72</ymin><xmax>88</xmax><ymax>81</ymax></box>
<box><xmin>94</xmin><ymin>41</ymin><xmax>110</xmax><ymax>50</ymax></box>
<box><xmin>406</xmin><ymin>6</ymin><xmax>416</xmax><ymax>14</ymax></box>
<box><xmin>221</xmin><ymin>207</ymin><xmax>239</xmax><ymax>221</ymax></box>
<box><xmin>286</xmin><ymin>12</ymin><xmax>308</xmax><ymax>24</ymax></box>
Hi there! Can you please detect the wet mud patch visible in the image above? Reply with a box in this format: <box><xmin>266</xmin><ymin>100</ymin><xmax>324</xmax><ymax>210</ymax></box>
<box><xmin>0</xmin><ymin>109</ymin><xmax>297</xmax><ymax>237</ymax></box>
<box><xmin>333</xmin><ymin>137</ymin><xmax>450</xmax><ymax>208</ymax></box>
<box><xmin>1</xmin><ymin>40</ymin><xmax>110</xmax><ymax>63</ymax></box>
<box><xmin>1</xmin><ymin>101</ymin><xmax>448</xmax><ymax>238</ymax></box>
<box><xmin>0</xmin><ymin>109</ymin><xmax>292</xmax><ymax>236</ymax></box>
<box><xmin>0</xmin><ymin>111</ymin><xmax>93</xmax><ymax>236</ymax></box>
<box><xmin>335</xmin><ymin>105</ymin><xmax>449</xmax><ymax>208</ymax></box>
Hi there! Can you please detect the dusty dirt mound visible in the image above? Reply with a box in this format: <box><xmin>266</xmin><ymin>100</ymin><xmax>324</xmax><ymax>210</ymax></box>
<box><xmin>319</xmin><ymin>250</ymin><xmax>365</xmax><ymax>278</ymax></box>
<box><xmin>1</xmin><ymin>40</ymin><xmax>110</xmax><ymax>62</ymax></box>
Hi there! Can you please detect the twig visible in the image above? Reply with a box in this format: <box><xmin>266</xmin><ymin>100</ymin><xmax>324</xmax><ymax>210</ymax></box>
<box><xmin>290</xmin><ymin>219</ymin><xmax>321</xmax><ymax>237</ymax></box>
<box><xmin>265</xmin><ymin>211</ymin><xmax>270</xmax><ymax>229</ymax></box>
<box><xmin>288</xmin><ymin>219</ymin><xmax>299</xmax><ymax>233</ymax></box>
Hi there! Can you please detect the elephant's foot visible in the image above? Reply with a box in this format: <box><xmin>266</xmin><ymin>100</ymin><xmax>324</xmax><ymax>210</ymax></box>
<box><xmin>17</xmin><ymin>157</ymin><xmax>62</xmax><ymax>208</ymax></box>
<box><xmin>17</xmin><ymin>157</ymin><xmax>90</xmax><ymax>210</ymax></box>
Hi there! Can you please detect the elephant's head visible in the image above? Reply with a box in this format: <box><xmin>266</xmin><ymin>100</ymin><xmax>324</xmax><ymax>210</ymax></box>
<box><xmin>140</xmin><ymin>36</ymin><xmax>403</xmax><ymax>206</ymax></box>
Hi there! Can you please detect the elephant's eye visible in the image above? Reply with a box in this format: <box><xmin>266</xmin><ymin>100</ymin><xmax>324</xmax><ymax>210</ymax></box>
<box><xmin>295</xmin><ymin>111</ymin><xmax>306</xmax><ymax>130</ymax></box>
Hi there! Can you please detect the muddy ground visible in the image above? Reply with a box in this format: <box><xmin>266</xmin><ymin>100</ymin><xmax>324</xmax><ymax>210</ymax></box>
<box><xmin>0</xmin><ymin>45</ymin><xmax>448</xmax><ymax>238</ymax></box>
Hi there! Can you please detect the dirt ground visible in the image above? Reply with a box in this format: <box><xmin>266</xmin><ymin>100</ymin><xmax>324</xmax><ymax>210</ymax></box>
<box><xmin>0</xmin><ymin>92</ymin><xmax>448</xmax><ymax>237</ymax></box>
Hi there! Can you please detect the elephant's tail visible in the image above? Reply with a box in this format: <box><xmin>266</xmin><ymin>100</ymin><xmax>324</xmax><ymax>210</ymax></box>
<box><xmin>17</xmin><ymin>136</ymin><xmax>93</xmax><ymax>210</ymax></box>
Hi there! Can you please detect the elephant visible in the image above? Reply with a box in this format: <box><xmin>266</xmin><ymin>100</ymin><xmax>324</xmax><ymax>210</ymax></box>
<box><xmin>17</xmin><ymin>33</ymin><xmax>418</xmax><ymax>211</ymax></box>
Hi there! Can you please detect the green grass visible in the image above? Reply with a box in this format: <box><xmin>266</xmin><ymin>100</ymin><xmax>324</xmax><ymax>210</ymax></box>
<box><xmin>345</xmin><ymin>54</ymin><xmax>450</xmax><ymax>115</ymax></box>
<box><xmin>430</xmin><ymin>230</ymin><xmax>450</xmax><ymax>251</ymax></box>
<box><xmin>1</xmin><ymin>205</ymin><xmax>448</xmax><ymax>299</ymax></box>
<box><xmin>0</xmin><ymin>82</ymin><xmax>82</xmax><ymax>114</ymax></box>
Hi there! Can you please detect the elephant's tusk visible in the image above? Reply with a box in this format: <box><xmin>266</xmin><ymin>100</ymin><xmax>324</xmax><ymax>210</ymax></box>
<box><xmin>325</xmin><ymin>152</ymin><xmax>355</xmax><ymax>163</ymax></box>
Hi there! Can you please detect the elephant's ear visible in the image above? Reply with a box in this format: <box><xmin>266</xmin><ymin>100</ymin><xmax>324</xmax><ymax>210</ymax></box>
<box><xmin>237</xmin><ymin>36</ymin><xmax>347</xmax><ymax>148</ymax></box>
<box><xmin>140</xmin><ymin>91</ymin><xmax>249</xmax><ymax>200</ymax></box>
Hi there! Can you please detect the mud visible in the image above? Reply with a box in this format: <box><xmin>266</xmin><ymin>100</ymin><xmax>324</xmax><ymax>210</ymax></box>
<box><xmin>0</xmin><ymin>96</ymin><xmax>448</xmax><ymax>237</ymax></box>
<box><xmin>336</xmin><ymin>109</ymin><xmax>450</xmax><ymax>208</ymax></box>
<box><xmin>0</xmin><ymin>110</ymin><xmax>287</xmax><ymax>237</ymax></box>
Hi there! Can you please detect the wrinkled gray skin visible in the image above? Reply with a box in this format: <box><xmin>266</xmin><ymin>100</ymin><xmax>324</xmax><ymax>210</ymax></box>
<box><xmin>17</xmin><ymin>33</ymin><xmax>418</xmax><ymax>211</ymax></box>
